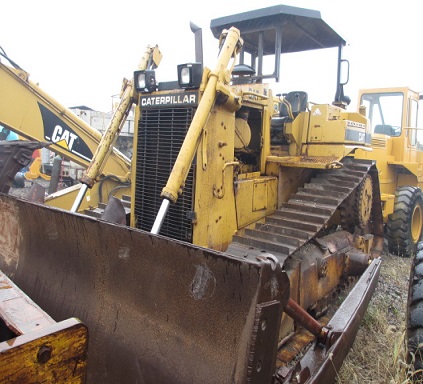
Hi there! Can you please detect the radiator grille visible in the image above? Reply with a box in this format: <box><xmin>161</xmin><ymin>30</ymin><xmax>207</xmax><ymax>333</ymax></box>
<box><xmin>134</xmin><ymin>107</ymin><xmax>195</xmax><ymax>242</ymax></box>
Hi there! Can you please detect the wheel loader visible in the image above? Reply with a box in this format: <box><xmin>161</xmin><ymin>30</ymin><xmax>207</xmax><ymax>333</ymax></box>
<box><xmin>353</xmin><ymin>87</ymin><xmax>423</xmax><ymax>256</ymax></box>
<box><xmin>0</xmin><ymin>4</ymin><xmax>385</xmax><ymax>383</ymax></box>
<box><xmin>351</xmin><ymin>87</ymin><xmax>423</xmax><ymax>379</ymax></box>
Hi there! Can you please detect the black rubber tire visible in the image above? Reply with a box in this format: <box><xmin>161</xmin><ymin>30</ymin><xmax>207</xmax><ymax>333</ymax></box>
<box><xmin>387</xmin><ymin>186</ymin><xmax>423</xmax><ymax>257</ymax></box>
<box><xmin>407</xmin><ymin>242</ymin><xmax>423</xmax><ymax>380</ymax></box>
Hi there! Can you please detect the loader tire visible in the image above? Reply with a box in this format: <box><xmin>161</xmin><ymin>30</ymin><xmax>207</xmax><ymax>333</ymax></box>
<box><xmin>407</xmin><ymin>243</ymin><xmax>423</xmax><ymax>380</ymax></box>
<box><xmin>387</xmin><ymin>186</ymin><xmax>423</xmax><ymax>257</ymax></box>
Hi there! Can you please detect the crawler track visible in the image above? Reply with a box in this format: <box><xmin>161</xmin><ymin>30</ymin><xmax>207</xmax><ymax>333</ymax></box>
<box><xmin>227</xmin><ymin>158</ymin><xmax>378</xmax><ymax>261</ymax></box>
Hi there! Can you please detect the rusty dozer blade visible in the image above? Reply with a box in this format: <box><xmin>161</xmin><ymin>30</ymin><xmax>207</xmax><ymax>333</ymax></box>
<box><xmin>0</xmin><ymin>193</ymin><xmax>290</xmax><ymax>383</ymax></box>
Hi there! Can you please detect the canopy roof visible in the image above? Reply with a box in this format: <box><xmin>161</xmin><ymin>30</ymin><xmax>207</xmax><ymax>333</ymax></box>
<box><xmin>210</xmin><ymin>4</ymin><xmax>345</xmax><ymax>56</ymax></box>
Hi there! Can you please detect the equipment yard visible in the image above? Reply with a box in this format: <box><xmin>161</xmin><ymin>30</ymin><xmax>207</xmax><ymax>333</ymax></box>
<box><xmin>1</xmin><ymin>3</ymin><xmax>423</xmax><ymax>383</ymax></box>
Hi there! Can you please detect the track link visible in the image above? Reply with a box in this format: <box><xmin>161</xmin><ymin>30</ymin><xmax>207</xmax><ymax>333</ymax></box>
<box><xmin>227</xmin><ymin>159</ymin><xmax>375</xmax><ymax>261</ymax></box>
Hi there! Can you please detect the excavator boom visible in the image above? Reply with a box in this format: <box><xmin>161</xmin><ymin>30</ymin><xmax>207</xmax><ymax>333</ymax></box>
<box><xmin>0</xmin><ymin>55</ymin><xmax>131</xmax><ymax>177</ymax></box>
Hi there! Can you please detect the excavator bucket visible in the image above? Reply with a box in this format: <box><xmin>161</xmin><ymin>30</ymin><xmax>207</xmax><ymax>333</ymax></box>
<box><xmin>0</xmin><ymin>141</ymin><xmax>290</xmax><ymax>383</ymax></box>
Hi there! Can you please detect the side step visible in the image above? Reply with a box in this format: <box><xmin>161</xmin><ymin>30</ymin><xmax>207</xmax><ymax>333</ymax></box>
<box><xmin>227</xmin><ymin>159</ymin><xmax>374</xmax><ymax>260</ymax></box>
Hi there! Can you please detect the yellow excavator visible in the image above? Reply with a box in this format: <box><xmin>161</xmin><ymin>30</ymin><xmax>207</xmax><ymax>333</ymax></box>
<box><xmin>0</xmin><ymin>43</ymin><xmax>138</xmax><ymax>212</ymax></box>
<box><xmin>0</xmin><ymin>4</ymin><xmax>387</xmax><ymax>383</ymax></box>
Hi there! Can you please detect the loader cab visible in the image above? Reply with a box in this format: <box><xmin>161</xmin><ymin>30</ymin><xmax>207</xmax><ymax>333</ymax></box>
<box><xmin>358</xmin><ymin>87</ymin><xmax>423</xmax><ymax>162</ymax></box>
<box><xmin>359</xmin><ymin>87</ymin><xmax>422</xmax><ymax>141</ymax></box>
<box><xmin>359</xmin><ymin>89</ymin><xmax>404</xmax><ymax>137</ymax></box>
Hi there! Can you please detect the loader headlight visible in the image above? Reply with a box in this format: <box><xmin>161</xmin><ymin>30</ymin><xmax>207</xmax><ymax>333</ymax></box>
<box><xmin>177</xmin><ymin>63</ymin><xmax>202</xmax><ymax>89</ymax></box>
<box><xmin>134</xmin><ymin>70</ymin><xmax>156</xmax><ymax>93</ymax></box>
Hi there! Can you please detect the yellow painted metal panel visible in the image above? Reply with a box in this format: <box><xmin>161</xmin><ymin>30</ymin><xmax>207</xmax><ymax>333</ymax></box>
<box><xmin>192</xmin><ymin>107</ymin><xmax>238</xmax><ymax>251</ymax></box>
<box><xmin>253</xmin><ymin>181</ymin><xmax>268</xmax><ymax>211</ymax></box>
<box><xmin>0</xmin><ymin>319</ymin><xmax>88</xmax><ymax>383</ymax></box>
<box><xmin>236</xmin><ymin>177</ymin><xmax>277</xmax><ymax>229</ymax></box>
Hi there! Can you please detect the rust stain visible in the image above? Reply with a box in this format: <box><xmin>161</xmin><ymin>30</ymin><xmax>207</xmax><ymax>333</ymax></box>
<box><xmin>0</xmin><ymin>199</ymin><xmax>21</xmax><ymax>269</ymax></box>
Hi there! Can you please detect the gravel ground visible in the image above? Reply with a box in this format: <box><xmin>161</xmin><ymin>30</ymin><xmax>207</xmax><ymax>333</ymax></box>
<box><xmin>336</xmin><ymin>246</ymin><xmax>414</xmax><ymax>383</ymax></box>
<box><xmin>9</xmin><ymin>177</ymin><xmax>62</xmax><ymax>199</ymax></box>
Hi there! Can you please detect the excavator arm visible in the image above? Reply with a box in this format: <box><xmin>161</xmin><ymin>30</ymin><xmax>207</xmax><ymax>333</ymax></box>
<box><xmin>71</xmin><ymin>45</ymin><xmax>162</xmax><ymax>213</ymax></box>
<box><xmin>0</xmin><ymin>54</ymin><xmax>131</xmax><ymax>178</ymax></box>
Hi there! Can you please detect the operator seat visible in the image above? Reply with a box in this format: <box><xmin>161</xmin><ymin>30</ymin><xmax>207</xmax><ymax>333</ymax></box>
<box><xmin>279</xmin><ymin>91</ymin><xmax>308</xmax><ymax>119</ymax></box>
<box><xmin>231</xmin><ymin>64</ymin><xmax>256</xmax><ymax>85</ymax></box>
<box><xmin>374</xmin><ymin>124</ymin><xmax>393</xmax><ymax>136</ymax></box>
<box><xmin>271</xmin><ymin>91</ymin><xmax>308</xmax><ymax>145</ymax></box>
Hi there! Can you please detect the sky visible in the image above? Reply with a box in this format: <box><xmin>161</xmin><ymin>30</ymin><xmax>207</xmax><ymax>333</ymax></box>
<box><xmin>1</xmin><ymin>1</ymin><xmax>422</xmax><ymax>113</ymax></box>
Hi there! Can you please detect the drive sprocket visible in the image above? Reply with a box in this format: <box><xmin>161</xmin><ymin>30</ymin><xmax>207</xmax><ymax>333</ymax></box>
<box><xmin>355</xmin><ymin>174</ymin><xmax>373</xmax><ymax>228</ymax></box>
<box><xmin>340</xmin><ymin>174</ymin><xmax>373</xmax><ymax>232</ymax></box>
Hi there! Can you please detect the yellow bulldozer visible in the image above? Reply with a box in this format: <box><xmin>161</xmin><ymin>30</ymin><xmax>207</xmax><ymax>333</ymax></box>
<box><xmin>353</xmin><ymin>87</ymin><xmax>423</xmax><ymax>256</ymax></box>
<box><xmin>0</xmin><ymin>4</ymin><xmax>393</xmax><ymax>383</ymax></box>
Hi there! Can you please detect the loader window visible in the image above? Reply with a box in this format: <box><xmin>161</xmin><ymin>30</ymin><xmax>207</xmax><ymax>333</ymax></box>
<box><xmin>418</xmin><ymin>98</ymin><xmax>423</xmax><ymax>148</ymax></box>
<box><xmin>410</xmin><ymin>99</ymin><xmax>418</xmax><ymax>146</ymax></box>
<box><xmin>360</xmin><ymin>92</ymin><xmax>403</xmax><ymax>137</ymax></box>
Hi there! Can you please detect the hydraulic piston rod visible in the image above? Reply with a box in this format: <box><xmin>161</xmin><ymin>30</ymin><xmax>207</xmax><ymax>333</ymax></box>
<box><xmin>151</xmin><ymin>27</ymin><xmax>243</xmax><ymax>234</ymax></box>
<box><xmin>284</xmin><ymin>298</ymin><xmax>329</xmax><ymax>344</ymax></box>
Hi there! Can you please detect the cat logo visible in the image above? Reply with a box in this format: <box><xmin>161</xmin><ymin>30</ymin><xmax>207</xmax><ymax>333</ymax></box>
<box><xmin>51</xmin><ymin>125</ymin><xmax>78</xmax><ymax>151</ymax></box>
<box><xmin>38</xmin><ymin>102</ymin><xmax>93</xmax><ymax>161</ymax></box>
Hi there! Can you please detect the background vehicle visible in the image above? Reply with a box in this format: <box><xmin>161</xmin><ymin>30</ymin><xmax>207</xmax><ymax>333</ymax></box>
<box><xmin>0</xmin><ymin>5</ymin><xmax>384</xmax><ymax>383</ymax></box>
<box><xmin>353</xmin><ymin>87</ymin><xmax>423</xmax><ymax>256</ymax></box>
<box><xmin>0</xmin><ymin>48</ymin><xmax>132</xmax><ymax>211</ymax></box>
<box><xmin>352</xmin><ymin>87</ymin><xmax>423</xmax><ymax>379</ymax></box>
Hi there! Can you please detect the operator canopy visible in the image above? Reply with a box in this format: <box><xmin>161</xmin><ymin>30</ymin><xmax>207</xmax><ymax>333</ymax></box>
<box><xmin>211</xmin><ymin>4</ymin><xmax>346</xmax><ymax>87</ymax></box>
<box><xmin>210</xmin><ymin>4</ymin><xmax>346</xmax><ymax>55</ymax></box>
